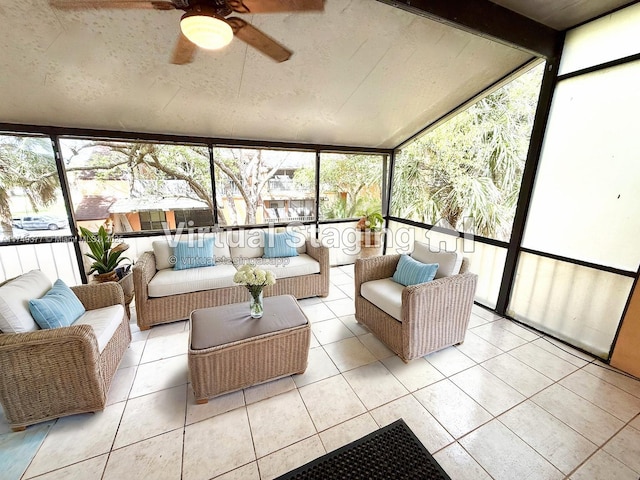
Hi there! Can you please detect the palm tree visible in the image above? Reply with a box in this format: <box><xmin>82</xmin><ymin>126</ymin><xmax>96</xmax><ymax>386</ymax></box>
<box><xmin>391</xmin><ymin>65</ymin><xmax>542</xmax><ymax>240</ymax></box>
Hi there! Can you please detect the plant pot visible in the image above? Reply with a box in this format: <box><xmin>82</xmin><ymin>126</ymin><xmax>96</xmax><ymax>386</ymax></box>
<box><xmin>359</xmin><ymin>230</ymin><xmax>383</xmax><ymax>259</ymax></box>
<box><xmin>93</xmin><ymin>271</ymin><xmax>119</xmax><ymax>283</ymax></box>
<box><xmin>360</xmin><ymin>230</ymin><xmax>382</xmax><ymax>248</ymax></box>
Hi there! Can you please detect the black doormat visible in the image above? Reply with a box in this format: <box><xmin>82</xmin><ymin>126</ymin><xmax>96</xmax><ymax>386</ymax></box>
<box><xmin>275</xmin><ymin>419</ymin><xmax>451</xmax><ymax>480</ymax></box>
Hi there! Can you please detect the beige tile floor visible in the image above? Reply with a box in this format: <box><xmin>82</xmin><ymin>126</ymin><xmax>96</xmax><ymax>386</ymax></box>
<box><xmin>4</xmin><ymin>265</ymin><xmax>640</xmax><ymax>480</ymax></box>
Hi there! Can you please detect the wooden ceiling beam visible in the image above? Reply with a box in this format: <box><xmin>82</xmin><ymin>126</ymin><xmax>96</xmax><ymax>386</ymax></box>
<box><xmin>375</xmin><ymin>0</ymin><xmax>561</xmax><ymax>59</ymax></box>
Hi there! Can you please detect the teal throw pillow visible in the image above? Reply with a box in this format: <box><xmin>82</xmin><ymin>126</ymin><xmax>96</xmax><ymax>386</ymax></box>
<box><xmin>29</xmin><ymin>279</ymin><xmax>86</xmax><ymax>329</ymax></box>
<box><xmin>173</xmin><ymin>236</ymin><xmax>215</xmax><ymax>270</ymax></box>
<box><xmin>392</xmin><ymin>255</ymin><xmax>439</xmax><ymax>287</ymax></box>
<box><xmin>263</xmin><ymin>231</ymin><xmax>299</xmax><ymax>259</ymax></box>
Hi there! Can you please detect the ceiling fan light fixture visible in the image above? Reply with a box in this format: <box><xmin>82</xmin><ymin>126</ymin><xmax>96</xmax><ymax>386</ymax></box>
<box><xmin>180</xmin><ymin>8</ymin><xmax>233</xmax><ymax>50</ymax></box>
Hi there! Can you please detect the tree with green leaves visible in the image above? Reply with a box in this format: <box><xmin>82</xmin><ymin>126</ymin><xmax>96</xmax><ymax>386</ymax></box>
<box><xmin>295</xmin><ymin>153</ymin><xmax>384</xmax><ymax>219</ymax></box>
<box><xmin>212</xmin><ymin>148</ymin><xmax>288</xmax><ymax>225</ymax></box>
<box><xmin>391</xmin><ymin>65</ymin><xmax>543</xmax><ymax>240</ymax></box>
<box><xmin>65</xmin><ymin>142</ymin><xmax>288</xmax><ymax>227</ymax></box>
<box><xmin>1</xmin><ymin>138</ymin><xmax>290</xmax><ymax>235</ymax></box>
<box><xmin>0</xmin><ymin>136</ymin><xmax>60</xmax><ymax>238</ymax></box>
<box><xmin>66</xmin><ymin>141</ymin><xmax>213</xmax><ymax>213</ymax></box>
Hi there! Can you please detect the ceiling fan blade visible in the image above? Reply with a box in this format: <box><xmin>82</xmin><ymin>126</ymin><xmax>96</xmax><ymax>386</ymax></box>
<box><xmin>171</xmin><ymin>32</ymin><xmax>197</xmax><ymax>65</ymax></box>
<box><xmin>226</xmin><ymin>17</ymin><xmax>292</xmax><ymax>62</ymax></box>
<box><xmin>50</xmin><ymin>0</ymin><xmax>176</xmax><ymax>9</ymax></box>
<box><xmin>227</xmin><ymin>0</ymin><xmax>323</xmax><ymax>14</ymax></box>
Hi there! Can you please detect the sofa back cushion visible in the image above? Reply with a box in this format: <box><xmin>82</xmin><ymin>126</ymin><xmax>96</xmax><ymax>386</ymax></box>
<box><xmin>228</xmin><ymin>229</ymin><xmax>264</xmax><ymax>260</ymax></box>
<box><xmin>153</xmin><ymin>233</ymin><xmax>231</xmax><ymax>270</ymax></box>
<box><xmin>0</xmin><ymin>270</ymin><xmax>51</xmax><ymax>333</ymax></box>
<box><xmin>152</xmin><ymin>240</ymin><xmax>174</xmax><ymax>270</ymax></box>
<box><xmin>411</xmin><ymin>241</ymin><xmax>463</xmax><ymax>279</ymax></box>
<box><xmin>29</xmin><ymin>279</ymin><xmax>86</xmax><ymax>329</ymax></box>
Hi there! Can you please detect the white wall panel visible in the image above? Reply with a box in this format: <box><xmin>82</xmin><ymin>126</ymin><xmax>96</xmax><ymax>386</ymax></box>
<box><xmin>523</xmin><ymin>61</ymin><xmax>640</xmax><ymax>271</ymax></box>
<box><xmin>508</xmin><ymin>253</ymin><xmax>633</xmax><ymax>358</ymax></box>
<box><xmin>560</xmin><ymin>3</ymin><xmax>640</xmax><ymax>75</ymax></box>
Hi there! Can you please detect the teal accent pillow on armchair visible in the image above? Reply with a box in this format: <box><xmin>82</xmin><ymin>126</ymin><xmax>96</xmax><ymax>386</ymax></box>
<box><xmin>392</xmin><ymin>254</ymin><xmax>439</xmax><ymax>287</ymax></box>
<box><xmin>29</xmin><ymin>279</ymin><xmax>86</xmax><ymax>329</ymax></box>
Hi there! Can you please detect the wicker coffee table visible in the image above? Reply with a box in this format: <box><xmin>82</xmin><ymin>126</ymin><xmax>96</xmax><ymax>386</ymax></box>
<box><xmin>188</xmin><ymin>294</ymin><xmax>311</xmax><ymax>404</ymax></box>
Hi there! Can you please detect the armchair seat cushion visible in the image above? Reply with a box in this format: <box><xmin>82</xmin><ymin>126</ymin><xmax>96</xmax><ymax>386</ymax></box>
<box><xmin>148</xmin><ymin>264</ymin><xmax>238</xmax><ymax>298</ymax></box>
<box><xmin>73</xmin><ymin>304</ymin><xmax>125</xmax><ymax>353</ymax></box>
<box><xmin>361</xmin><ymin>278</ymin><xmax>404</xmax><ymax>321</ymax></box>
<box><xmin>259</xmin><ymin>254</ymin><xmax>320</xmax><ymax>280</ymax></box>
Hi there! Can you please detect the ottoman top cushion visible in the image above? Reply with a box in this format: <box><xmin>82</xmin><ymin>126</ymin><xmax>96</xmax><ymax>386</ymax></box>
<box><xmin>190</xmin><ymin>295</ymin><xmax>308</xmax><ymax>349</ymax></box>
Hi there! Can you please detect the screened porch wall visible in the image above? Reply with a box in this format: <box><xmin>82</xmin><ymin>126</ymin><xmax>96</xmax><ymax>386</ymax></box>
<box><xmin>507</xmin><ymin>6</ymin><xmax>640</xmax><ymax>358</ymax></box>
<box><xmin>0</xmin><ymin>242</ymin><xmax>81</xmax><ymax>286</ymax></box>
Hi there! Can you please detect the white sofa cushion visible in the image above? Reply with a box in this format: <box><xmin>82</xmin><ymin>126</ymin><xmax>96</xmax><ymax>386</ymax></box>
<box><xmin>153</xmin><ymin>233</ymin><xmax>232</xmax><ymax>270</ymax></box>
<box><xmin>0</xmin><ymin>270</ymin><xmax>51</xmax><ymax>333</ymax></box>
<box><xmin>361</xmin><ymin>278</ymin><xmax>404</xmax><ymax>322</ymax></box>
<box><xmin>73</xmin><ymin>304</ymin><xmax>124</xmax><ymax>353</ymax></box>
<box><xmin>411</xmin><ymin>241</ymin><xmax>462</xmax><ymax>279</ymax></box>
<box><xmin>148</xmin><ymin>264</ymin><xmax>238</xmax><ymax>297</ymax></box>
<box><xmin>258</xmin><ymin>254</ymin><xmax>320</xmax><ymax>280</ymax></box>
<box><xmin>152</xmin><ymin>240</ymin><xmax>174</xmax><ymax>270</ymax></box>
<box><xmin>228</xmin><ymin>229</ymin><xmax>264</xmax><ymax>260</ymax></box>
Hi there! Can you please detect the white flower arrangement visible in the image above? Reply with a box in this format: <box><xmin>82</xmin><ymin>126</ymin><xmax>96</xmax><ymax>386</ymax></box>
<box><xmin>234</xmin><ymin>265</ymin><xmax>276</xmax><ymax>318</ymax></box>
<box><xmin>233</xmin><ymin>264</ymin><xmax>276</xmax><ymax>296</ymax></box>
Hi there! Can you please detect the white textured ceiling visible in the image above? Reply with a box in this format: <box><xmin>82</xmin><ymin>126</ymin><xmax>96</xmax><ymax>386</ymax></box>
<box><xmin>0</xmin><ymin>0</ymin><xmax>624</xmax><ymax>148</ymax></box>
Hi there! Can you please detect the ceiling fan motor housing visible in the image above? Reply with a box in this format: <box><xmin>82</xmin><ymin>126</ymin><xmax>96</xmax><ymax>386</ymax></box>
<box><xmin>185</xmin><ymin>0</ymin><xmax>233</xmax><ymax>17</ymax></box>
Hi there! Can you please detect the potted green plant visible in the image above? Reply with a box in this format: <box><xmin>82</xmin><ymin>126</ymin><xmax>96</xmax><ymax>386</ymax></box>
<box><xmin>79</xmin><ymin>225</ymin><xmax>130</xmax><ymax>283</ymax></box>
<box><xmin>356</xmin><ymin>210</ymin><xmax>384</xmax><ymax>249</ymax></box>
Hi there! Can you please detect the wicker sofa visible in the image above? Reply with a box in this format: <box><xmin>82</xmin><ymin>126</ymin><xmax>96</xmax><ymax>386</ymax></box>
<box><xmin>133</xmin><ymin>229</ymin><xmax>330</xmax><ymax>330</ymax></box>
<box><xmin>0</xmin><ymin>277</ymin><xmax>131</xmax><ymax>431</ymax></box>
<box><xmin>355</xmin><ymin>246</ymin><xmax>478</xmax><ymax>362</ymax></box>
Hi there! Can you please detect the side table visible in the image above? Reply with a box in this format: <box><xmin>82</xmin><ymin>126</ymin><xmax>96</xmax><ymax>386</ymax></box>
<box><xmin>89</xmin><ymin>272</ymin><xmax>134</xmax><ymax>318</ymax></box>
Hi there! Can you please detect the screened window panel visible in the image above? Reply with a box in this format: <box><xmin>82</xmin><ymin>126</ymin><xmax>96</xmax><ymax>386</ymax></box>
<box><xmin>319</xmin><ymin>153</ymin><xmax>384</xmax><ymax>221</ymax></box>
<box><xmin>213</xmin><ymin>148</ymin><xmax>315</xmax><ymax>227</ymax></box>
<box><xmin>522</xmin><ymin>61</ymin><xmax>640</xmax><ymax>271</ymax></box>
<box><xmin>559</xmin><ymin>3</ymin><xmax>640</xmax><ymax>75</ymax></box>
<box><xmin>60</xmin><ymin>139</ymin><xmax>212</xmax><ymax>233</ymax></box>
<box><xmin>0</xmin><ymin>134</ymin><xmax>68</xmax><ymax>242</ymax></box>
<box><xmin>390</xmin><ymin>65</ymin><xmax>543</xmax><ymax>242</ymax></box>
<box><xmin>508</xmin><ymin>253</ymin><xmax>633</xmax><ymax>358</ymax></box>
<box><xmin>385</xmin><ymin>222</ymin><xmax>474</xmax><ymax>259</ymax></box>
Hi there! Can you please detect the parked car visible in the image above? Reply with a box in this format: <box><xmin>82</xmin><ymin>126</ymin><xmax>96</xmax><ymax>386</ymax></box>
<box><xmin>12</xmin><ymin>216</ymin><xmax>68</xmax><ymax>231</ymax></box>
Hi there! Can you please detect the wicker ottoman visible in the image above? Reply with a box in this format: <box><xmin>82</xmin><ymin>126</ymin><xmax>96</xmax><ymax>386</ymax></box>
<box><xmin>188</xmin><ymin>294</ymin><xmax>311</xmax><ymax>403</ymax></box>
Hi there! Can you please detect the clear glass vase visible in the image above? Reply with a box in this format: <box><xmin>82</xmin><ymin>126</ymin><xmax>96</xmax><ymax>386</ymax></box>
<box><xmin>250</xmin><ymin>290</ymin><xmax>264</xmax><ymax>318</ymax></box>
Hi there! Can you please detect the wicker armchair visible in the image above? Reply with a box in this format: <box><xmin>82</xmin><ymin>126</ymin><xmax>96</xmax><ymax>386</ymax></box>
<box><xmin>0</xmin><ymin>282</ymin><xmax>131</xmax><ymax>431</ymax></box>
<box><xmin>355</xmin><ymin>254</ymin><xmax>478</xmax><ymax>362</ymax></box>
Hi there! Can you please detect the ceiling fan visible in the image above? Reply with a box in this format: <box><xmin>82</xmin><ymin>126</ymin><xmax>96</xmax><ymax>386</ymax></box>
<box><xmin>49</xmin><ymin>0</ymin><xmax>324</xmax><ymax>64</ymax></box>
